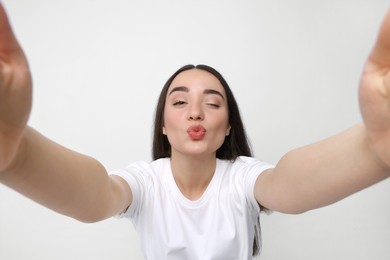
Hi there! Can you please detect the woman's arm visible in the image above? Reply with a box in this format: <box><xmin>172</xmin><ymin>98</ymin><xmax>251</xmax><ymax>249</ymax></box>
<box><xmin>1</xmin><ymin>127</ymin><xmax>132</xmax><ymax>222</ymax></box>
<box><xmin>0</xmin><ymin>4</ymin><xmax>132</xmax><ymax>222</ymax></box>
<box><xmin>255</xmin><ymin>9</ymin><xmax>390</xmax><ymax>214</ymax></box>
<box><xmin>255</xmin><ymin>124</ymin><xmax>388</xmax><ymax>214</ymax></box>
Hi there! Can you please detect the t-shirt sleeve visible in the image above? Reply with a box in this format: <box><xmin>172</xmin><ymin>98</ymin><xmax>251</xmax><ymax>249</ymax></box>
<box><xmin>109</xmin><ymin>161</ymin><xmax>151</xmax><ymax>219</ymax></box>
<box><xmin>237</xmin><ymin>157</ymin><xmax>274</xmax><ymax>213</ymax></box>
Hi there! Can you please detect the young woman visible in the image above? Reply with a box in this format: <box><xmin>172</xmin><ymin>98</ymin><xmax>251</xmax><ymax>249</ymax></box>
<box><xmin>1</xmin><ymin>3</ymin><xmax>390</xmax><ymax>259</ymax></box>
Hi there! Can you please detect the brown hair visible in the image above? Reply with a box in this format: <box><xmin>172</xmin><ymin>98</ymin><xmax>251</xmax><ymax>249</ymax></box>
<box><xmin>152</xmin><ymin>64</ymin><xmax>252</xmax><ymax>160</ymax></box>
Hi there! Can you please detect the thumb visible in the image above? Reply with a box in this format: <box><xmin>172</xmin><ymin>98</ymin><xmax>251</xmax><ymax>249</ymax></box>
<box><xmin>0</xmin><ymin>2</ymin><xmax>23</xmax><ymax>55</ymax></box>
<box><xmin>369</xmin><ymin>8</ymin><xmax>390</xmax><ymax>66</ymax></box>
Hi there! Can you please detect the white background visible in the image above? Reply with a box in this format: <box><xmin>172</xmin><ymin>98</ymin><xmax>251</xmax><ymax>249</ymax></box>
<box><xmin>1</xmin><ymin>0</ymin><xmax>390</xmax><ymax>259</ymax></box>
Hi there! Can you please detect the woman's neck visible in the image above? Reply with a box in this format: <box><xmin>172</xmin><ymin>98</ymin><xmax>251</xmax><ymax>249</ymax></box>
<box><xmin>170</xmin><ymin>153</ymin><xmax>217</xmax><ymax>200</ymax></box>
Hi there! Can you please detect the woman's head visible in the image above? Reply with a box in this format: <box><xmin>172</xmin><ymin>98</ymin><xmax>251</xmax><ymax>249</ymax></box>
<box><xmin>152</xmin><ymin>64</ymin><xmax>252</xmax><ymax>160</ymax></box>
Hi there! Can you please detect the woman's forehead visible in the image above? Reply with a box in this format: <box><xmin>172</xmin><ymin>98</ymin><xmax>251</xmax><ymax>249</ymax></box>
<box><xmin>168</xmin><ymin>69</ymin><xmax>225</xmax><ymax>93</ymax></box>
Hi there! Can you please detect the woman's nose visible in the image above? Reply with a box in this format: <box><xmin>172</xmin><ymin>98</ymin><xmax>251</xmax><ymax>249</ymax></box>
<box><xmin>188</xmin><ymin>103</ymin><xmax>204</xmax><ymax>121</ymax></box>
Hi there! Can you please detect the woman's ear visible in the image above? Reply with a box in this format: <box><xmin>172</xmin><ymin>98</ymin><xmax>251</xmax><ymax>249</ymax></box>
<box><xmin>162</xmin><ymin>126</ymin><xmax>167</xmax><ymax>135</ymax></box>
<box><xmin>226</xmin><ymin>125</ymin><xmax>231</xmax><ymax>136</ymax></box>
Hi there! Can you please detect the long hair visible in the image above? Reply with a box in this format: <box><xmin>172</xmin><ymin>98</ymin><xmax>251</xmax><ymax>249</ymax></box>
<box><xmin>151</xmin><ymin>64</ymin><xmax>262</xmax><ymax>256</ymax></box>
<box><xmin>152</xmin><ymin>64</ymin><xmax>252</xmax><ymax>160</ymax></box>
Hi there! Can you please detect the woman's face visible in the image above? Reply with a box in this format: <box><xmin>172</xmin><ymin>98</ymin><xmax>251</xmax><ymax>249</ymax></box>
<box><xmin>163</xmin><ymin>69</ymin><xmax>231</xmax><ymax>159</ymax></box>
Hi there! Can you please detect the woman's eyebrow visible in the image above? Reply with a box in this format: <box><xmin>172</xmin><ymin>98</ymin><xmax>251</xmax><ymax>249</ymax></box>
<box><xmin>168</xmin><ymin>86</ymin><xmax>188</xmax><ymax>95</ymax></box>
<box><xmin>168</xmin><ymin>86</ymin><xmax>225</xmax><ymax>100</ymax></box>
<box><xmin>203</xmin><ymin>89</ymin><xmax>225</xmax><ymax>100</ymax></box>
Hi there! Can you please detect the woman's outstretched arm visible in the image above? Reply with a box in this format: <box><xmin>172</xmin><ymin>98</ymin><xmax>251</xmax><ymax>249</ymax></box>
<box><xmin>255</xmin><ymin>124</ymin><xmax>388</xmax><ymax>214</ymax></box>
<box><xmin>1</xmin><ymin>128</ymin><xmax>132</xmax><ymax>222</ymax></box>
<box><xmin>0</xmin><ymin>4</ymin><xmax>132</xmax><ymax>222</ymax></box>
<box><xmin>255</xmin><ymin>8</ymin><xmax>390</xmax><ymax>214</ymax></box>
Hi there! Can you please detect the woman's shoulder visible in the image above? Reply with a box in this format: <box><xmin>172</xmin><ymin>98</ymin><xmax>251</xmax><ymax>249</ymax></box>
<box><xmin>217</xmin><ymin>156</ymin><xmax>274</xmax><ymax>179</ymax></box>
<box><xmin>110</xmin><ymin>158</ymin><xmax>170</xmax><ymax>177</ymax></box>
<box><xmin>219</xmin><ymin>156</ymin><xmax>272</xmax><ymax>168</ymax></box>
<box><xmin>130</xmin><ymin>158</ymin><xmax>170</xmax><ymax>172</ymax></box>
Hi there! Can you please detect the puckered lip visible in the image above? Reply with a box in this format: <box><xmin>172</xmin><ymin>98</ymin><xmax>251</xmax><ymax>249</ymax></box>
<box><xmin>187</xmin><ymin>125</ymin><xmax>206</xmax><ymax>140</ymax></box>
<box><xmin>186</xmin><ymin>125</ymin><xmax>206</xmax><ymax>133</ymax></box>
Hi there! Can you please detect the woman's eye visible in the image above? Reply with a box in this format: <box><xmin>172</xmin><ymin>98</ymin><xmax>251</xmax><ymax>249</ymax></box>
<box><xmin>207</xmin><ymin>103</ymin><xmax>220</xmax><ymax>108</ymax></box>
<box><xmin>173</xmin><ymin>101</ymin><xmax>186</xmax><ymax>106</ymax></box>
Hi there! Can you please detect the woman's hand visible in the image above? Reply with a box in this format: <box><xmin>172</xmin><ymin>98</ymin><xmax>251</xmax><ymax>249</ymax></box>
<box><xmin>359</xmin><ymin>9</ymin><xmax>390</xmax><ymax>170</ymax></box>
<box><xmin>0</xmin><ymin>3</ymin><xmax>32</xmax><ymax>172</ymax></box>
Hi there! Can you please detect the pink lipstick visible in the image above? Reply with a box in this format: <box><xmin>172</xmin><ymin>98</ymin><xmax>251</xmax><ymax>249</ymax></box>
<box><xmin>187</xmin><ymin>125</ymin><xmax>206</xmax><ymax>140</ymax></box>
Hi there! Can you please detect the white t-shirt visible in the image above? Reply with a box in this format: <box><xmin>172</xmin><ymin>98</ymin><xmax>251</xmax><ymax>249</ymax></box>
<box><xmin>110</xmin><ymin>156</ymin><xmax>273</xmax><ymax>260</ymax></box>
